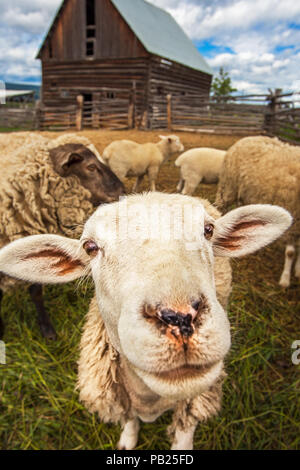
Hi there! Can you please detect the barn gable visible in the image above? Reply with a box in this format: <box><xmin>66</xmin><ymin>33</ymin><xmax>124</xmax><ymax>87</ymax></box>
<box><xmin>37</xmin><ymin>0</ymin><xmax>148</xmax><ymax>61</ymax></box>
<box><xmin>37</xmin><ymin>0</ymin><xmax>212</xmax><ymax>75</ymax></box>
<box><xmin>111</xmin><ymin>0</ymin><xmax>212</xmax><ymax>74</ymax></box>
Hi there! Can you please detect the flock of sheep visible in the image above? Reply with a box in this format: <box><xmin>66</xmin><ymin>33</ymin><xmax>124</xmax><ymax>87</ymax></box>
<box><xmin>103</xmin><ymin>133</ymin><xmax>300</xmax><ymax>290</ymax></box>
<box><xmin>0</xmin><ymin>130</ymin><xmax>298</xmax><ymax>450</ymax></box>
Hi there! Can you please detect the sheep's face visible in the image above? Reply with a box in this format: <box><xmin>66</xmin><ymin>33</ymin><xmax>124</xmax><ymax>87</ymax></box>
<box><xmin>49</xmin><ymin>143</ymin><xmax>125</xmax><ymax>205</ymax></box>
<box><xmin>159</xmin><ymin>135</ymin><xmax>184</xmax><ymax>156</ymax></box>
<box><xmin>79</xmin><ymin>193</ymin><xmax>291</xmax><ymax>400</ymax></box>
<box><xmin>0</xmin><ymin>193</ymin><xmax>292</xmax><ymax>401</ymax></box>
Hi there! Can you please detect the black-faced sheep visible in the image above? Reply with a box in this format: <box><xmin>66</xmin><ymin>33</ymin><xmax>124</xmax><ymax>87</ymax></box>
<box><xmin>215</xmin><ymin>136</ymin><xmax>300</xmax><ymax>288</ymax></box>
<box><xmin>0</xmin><ymin>192</ymin><xmax>291</xmax><ymax>449</ymax></box>
<box><xmin>0</xmin><ymin>132</ymin><xmax>125</xmax><ymax>340</ymax></box>
<box><xmin>102</xmin><ymin>135</ymin><xmax>184</xmax><ymax>191</ymax></box>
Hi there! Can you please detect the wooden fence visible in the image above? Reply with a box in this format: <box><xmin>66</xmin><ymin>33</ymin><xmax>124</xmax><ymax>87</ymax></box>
<box><xmin>36</xmin><ymin>104</ymin><xmax>77</xmax><ymax>131</ymax></box>
<box><xmin>1</xmin><ymin>89</ymin><xmax>299</xmax><ymax>145</ymax></box>
<box><xmin>166</xmin><ymin>91</ymin><xmax>300</xmax><ymax>140</ymax></box>
<box><xmin>37</xmin><ymin>87</ymin><xmax>134</xmax><ymax>131</ymax></box>
<box><xmin>0</xmin><ymin>106</ymin><xmax>36</xmax><ymax>130</ymax></box>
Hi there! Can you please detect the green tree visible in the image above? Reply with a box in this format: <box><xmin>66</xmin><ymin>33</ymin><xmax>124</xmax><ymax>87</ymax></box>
<box><xmin>211</xmin><ymin>67</ymin><xmax>237</xmax><ymax>102</ymax></box>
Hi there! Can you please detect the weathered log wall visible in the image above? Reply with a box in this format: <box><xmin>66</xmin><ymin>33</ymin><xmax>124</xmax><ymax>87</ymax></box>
<box><xmin>41</xmin><ymin>58</ymin><xmax>149</xmax><ymax>125</ymax></box>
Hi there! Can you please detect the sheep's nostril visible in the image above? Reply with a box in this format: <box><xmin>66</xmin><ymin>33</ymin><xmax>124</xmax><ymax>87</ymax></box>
<box><xmin>191</xmin><ymin>300</ymin><xmax>202</xmax><ymax>311</ymax></box>
<box><xmin>160</xmin><ymin>309</ymin><xmax>180</xmax><ymax>325</ymax></box>
<box><xmin>159</xmin><ymin>309</ymin><xmax>194</xmax><ymax>337</ymax></box>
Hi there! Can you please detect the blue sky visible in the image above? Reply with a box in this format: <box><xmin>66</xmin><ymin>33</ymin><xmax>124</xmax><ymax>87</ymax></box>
<box><xmin>0</xmin><ymin>0</ymin><xmax>299</xmax><ymax>94</ymax></box>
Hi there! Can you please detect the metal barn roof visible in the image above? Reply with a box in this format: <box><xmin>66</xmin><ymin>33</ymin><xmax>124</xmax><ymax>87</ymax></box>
<box><xmin>111</xmin><ymin>0</ymin><xmax>213</xmax><ymax>75</ymax></box>
<box><xmin>37</xmin><ymin>0</ymin><xmax>212</xmax><ymax>75</ymax></box>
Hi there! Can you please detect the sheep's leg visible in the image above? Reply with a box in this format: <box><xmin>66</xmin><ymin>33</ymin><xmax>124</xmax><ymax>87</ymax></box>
<box><xmin>294</xmin><ymin>239</ymin><xmax>300</xmax><ymax>279</ymax></box>
<box><xmin>117</xmin><ymin>418</ymin><xmax>140</xmax><ymax>450</ymax></box>
<box><xmin>132</xmin><ymin>175</ymin><xmax>144</xmax><ymax>192</ymax></box>
<box><xmin>29</xmin><ymin>284</ymin><xmax>57</xmax><ymax>340</ymax></box>
<box><xmin>0</xmin><ymin>289</ymin><xmax>4</xmax><ymax>339</ymax></box>
<box><xmin>177</xmin><ymin>178</ymin><xmax>184</xmax><ymax>193</ymax></box>
<box><xmin>171</xmin><ymin>424</ymin><xmax>197</xmax><ymax>450</ymax></box>
<box><xmin>182</xmin><ymin>178</ymin><xmax>200</xmax><ymax>196</ymax></box>
<box><xmin>148</xmin><ymin>166</ymin><xmax>159</xmax><ymax>192</ymax></box>
<box><xmin>279</xmin><ymin>244</ymin><xmax>295</xmax><ymax>288</ymax></box>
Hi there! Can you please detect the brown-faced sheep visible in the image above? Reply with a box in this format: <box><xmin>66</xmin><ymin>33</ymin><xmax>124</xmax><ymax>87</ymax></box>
<box><xmin>0</xmin><ymin>132</ymin><xmax>125</xmax><ymax>340</ymax></box>
<box><xmin>102</xmin><ymin>135</ymin><xmax>184</xmax><ymax>191</ymax></box>
<box><xmin>215</xmin><ymin>136</ymin><xmax>300</xmax><ymax>288</ymax></box>
<box><xmin>0</xmin><ymin>192</ymin><xmax>291</xmax><ymax>449</ymax></box>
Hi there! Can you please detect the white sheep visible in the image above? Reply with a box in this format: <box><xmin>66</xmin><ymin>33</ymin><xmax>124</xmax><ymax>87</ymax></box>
<box><xmin>175</xmin><ymin>148</ymin><xmax>226</xmax><ymax>195</ymax></box>
<box><xmin>0</xmin><ymin>192</ymin><xmax>291</xmax><ymax>449</ymax></box>
<box><xmin>0</xmin><ymin>132</ymin><xmax>124</xmax><ymax>340</ymax></box>
<box><xmin>102</xmin><ymin>135</ymin><xmax>184</xmax><ymax>191</ymax></box>
<box><xmin>216</xmin><ymin>136</ymin><xmax>300</xmax><ymax>288</ymax></box>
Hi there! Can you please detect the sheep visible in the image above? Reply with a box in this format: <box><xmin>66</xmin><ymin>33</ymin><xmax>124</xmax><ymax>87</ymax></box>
<box><xmin>0</xmin><ymin>192</ymin><xmax>291</xmax><ymax>449</ymax></box>
<box><xmin>175</xmin><ymin>148</ymin><xmax>226</xmax><ymax>195</ymax></box>
<box><xmin>0</xmin><ymin>132</ymin><xmax>125</xmax><ymax>340</ymax></box>
<box><xmin>0</xmin><ymin>132</ymin><xmax>104</xmax><ymax>163</ymax></box>
<box><xmin>102</xmin><ymin>135</ymin><xmax>184</xmax><ymax>191</ymax></box>
<box><xmin>215</xmin><ymin>135</ymin><xmax>300</xmax><ymax>288</ymax></box>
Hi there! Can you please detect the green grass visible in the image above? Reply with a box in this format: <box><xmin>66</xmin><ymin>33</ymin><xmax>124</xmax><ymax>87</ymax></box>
<box><xmin>0</xmin><ymin>185</ymin><xmax>299</xmax><ymax>450</ymax></box>
<box><xmin>0</xmin><ymin>127</ymin><xmax>27</xmax><ymax>133</ymax></box>
<box><xmin>1</xmin><ymin>245</ymin><xmax>299</xmax><ymax>450</ymax></box>
<box><xmin>278</xmin><ymin>125</ymin><xmax>300</xmax><ymax>143</ymax></box>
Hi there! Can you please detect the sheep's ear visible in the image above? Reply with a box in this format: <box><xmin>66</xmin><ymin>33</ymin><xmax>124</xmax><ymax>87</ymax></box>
<box><xmin>49</xmin><ymin>145</ymin><xmax>84</xmax><ymax>175</ymax></box>
<box><xmin>213</xmin><ymin>205</ymin><xmax>292</xmax><ymax>258</ymax></box>
<box><xmin>0</xmin><ymin>235</ymin><xmax>89</xmax><ymax>284</ymax></box>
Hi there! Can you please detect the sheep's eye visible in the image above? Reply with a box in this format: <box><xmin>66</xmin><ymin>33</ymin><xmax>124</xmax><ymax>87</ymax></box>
<box><xmin>83</xmin><ymin>240</ymin><xmax>100</xmax><ymax>257</ymax></box>
<box><xmin>87</xmin><ymin>165</ymin><xmax>97</xmax><ymax>172</ymax></box>
<box><xmin>204</xmin><ymin>224</ymin><xmax>214</xmax><ymax>240</ymax></box>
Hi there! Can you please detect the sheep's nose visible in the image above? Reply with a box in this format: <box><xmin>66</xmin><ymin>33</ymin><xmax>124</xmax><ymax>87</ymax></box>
<box><xmin>159</xmin><ymin>308</ymin><xmax>194</xmax><ymax>338</ymax></box>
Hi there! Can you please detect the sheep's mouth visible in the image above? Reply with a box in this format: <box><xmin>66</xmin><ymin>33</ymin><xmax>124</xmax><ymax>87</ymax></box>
<box><xmin>151</xmin><ymin>363</ymin><xmax>214</xmax><ymax>382</ymax></box>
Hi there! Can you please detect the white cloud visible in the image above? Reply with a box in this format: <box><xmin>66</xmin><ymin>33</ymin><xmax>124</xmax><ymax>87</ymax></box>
<box><xmin>0</xmin><ymin>0</ymin><xmax>299</xmax><ymax>93</ymax></box>
<box><xmin>153</xmin><ymin>0</ymin><xmax>300</xmax><ymax>94</ymax></box>
<box><xmin>0</xmin><ymin>0</ymin><xmax>59</xmax><ymax>82</ymax></box>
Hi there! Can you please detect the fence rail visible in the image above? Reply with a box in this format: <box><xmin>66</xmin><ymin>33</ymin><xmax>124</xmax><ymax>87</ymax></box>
<box><xmin>0</xmin><ymin>106</ymin><xmax>36</xmax><ymax>130</ymax></box>
<box><xmin>165</xmin><ymin>91</ymin><xmax>300</xmax><ymax>143</ymax></box>
<box><xmin>1</xmin><ymin>88</ymin><xmax>299</xmax><ymax>145</ymax></box>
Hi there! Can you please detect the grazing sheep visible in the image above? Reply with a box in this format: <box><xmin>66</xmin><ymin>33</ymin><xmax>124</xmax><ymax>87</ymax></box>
<box><xmin>0</xmin><ymin>192</ymin><xmax>291</xmax><ymax>449</ymax></box>
<box><xmin>0</xmin><ymin>132</ymin><xmax>125</xmax><ymax>340</ymax></box>
<box><xmin>102</xmin><ymin>135</ymin><xmax>184</xmax><ymax>191</ymax></box>
<box><xmin>175</xmin><ymin>148</ymin><xmax>226</xmax><ymax>195</ymax></box>
<box><xmin>215</xmin><ymin>136</ymin><xmax>300</xmax><ymax>288</ymax></box>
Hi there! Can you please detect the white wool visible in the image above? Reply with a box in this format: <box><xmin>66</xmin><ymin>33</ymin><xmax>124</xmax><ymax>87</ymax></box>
<box><xmin>175</xmin><ymin>148</ymin><xmax>226</xmax><ymax>196</ymax></box>
<box><xmin>102</xmin><ymin>135</ymin><xmax>184</xmax><ymax>191</ymax></box>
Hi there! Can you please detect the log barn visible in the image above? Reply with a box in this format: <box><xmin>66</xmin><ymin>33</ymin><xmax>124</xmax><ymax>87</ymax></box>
<box><xmin>37</xmin><ymin>0</ymin><xmax>213</xmax><ymax>129</ymax></box>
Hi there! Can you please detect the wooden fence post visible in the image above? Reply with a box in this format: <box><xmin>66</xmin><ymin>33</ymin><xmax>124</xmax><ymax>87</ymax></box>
<box><xmin>93</xmin><ymin>92</ymin><xmax>101</xmax><ymax>128</ymax></box>
<box><xmin>167</xmin><ymin>94</ymin><xmax>172</xmax><ymax>131</ymax></box>
<box><xmin>76</xmin><ymin>95</ymin><xmax>83</xmax><ymax>131</ymax></box>
<box><xmin>128</xmin><ymin>103</ymin><xmax>134</xmax><ymax>129</ymax></box>
<box><xmin>128</xmin><ymin>81</ymin><xmax>136</xmax><ymax>129</ymax></box>
<box><xmin>35</xmin><ymin>100</ymin><xmax>41</xmax><ymax>130</ymax></box>
<box><xmin>264</xmin><ymin>88</ymin><xmax>281</xmax><ymax>135</ymax></box>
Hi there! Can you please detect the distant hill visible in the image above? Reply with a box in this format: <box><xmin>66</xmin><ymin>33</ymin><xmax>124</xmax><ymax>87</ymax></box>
<box><xmin>4</xmin><ymin>82</ymin><xmax>41</xmax><ymax>100</ymax></box>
